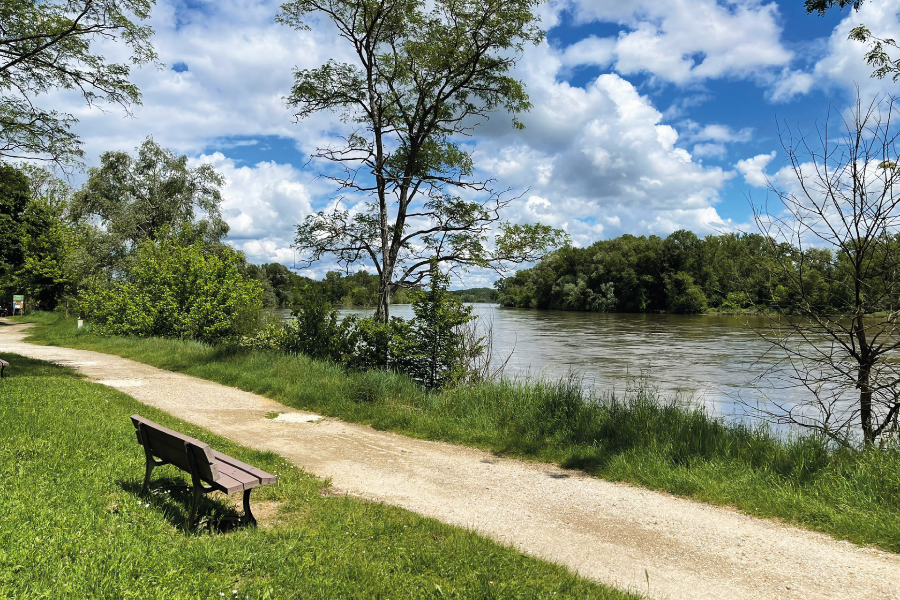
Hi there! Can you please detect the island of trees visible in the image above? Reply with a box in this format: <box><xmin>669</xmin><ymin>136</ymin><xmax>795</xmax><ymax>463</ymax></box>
<box><xmin>495</xmin><ymin>230</ymin><xmax>852</xmax><ymax>314</ymax></box>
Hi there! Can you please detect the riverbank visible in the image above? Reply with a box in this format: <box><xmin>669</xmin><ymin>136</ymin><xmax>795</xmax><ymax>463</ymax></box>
<box><xmin>12</xmin><ymin>312</ymin><xmax>900</xmax><ymax>553</ymax></box>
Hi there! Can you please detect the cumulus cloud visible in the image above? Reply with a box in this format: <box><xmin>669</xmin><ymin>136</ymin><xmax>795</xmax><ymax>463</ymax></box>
<box><xmin>562</xmin><ymin>0</ymin><xmax>792</xmax><ymax>84</ymax></box>
<box><xmin>191</xmin><ymin>153</ymin><xmax>317</xmax><ymax>264</ymax></box>
<box><xmin>766</xmin><ymin>0</ymin><xmax>900</xmax><ymax>101</ymax></box>
<box><xmin>735</xmin><ymin>151</ymin><xmax>777</xmax><ymax>187</ymax></box>
<box><xmin>472</xmin><ymin>44</ymin><xmax>736</xmax><ymax>246</ymax></box>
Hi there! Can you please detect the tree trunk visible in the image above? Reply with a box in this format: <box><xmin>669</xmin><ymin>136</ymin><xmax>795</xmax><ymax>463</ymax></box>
<box><xmin>375</xmin><ymin>273</ymin><xmax>392</xmax><ymax>323</ymax></box>
<box><xmin>859</xmin><ymin>363</ymin><xmax>874</xmax><ymax>445</ymax></box>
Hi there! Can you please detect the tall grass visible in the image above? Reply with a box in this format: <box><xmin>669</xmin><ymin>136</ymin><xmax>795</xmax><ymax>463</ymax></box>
<box><xmin>15</xmin><ymin>312</ymin><xmax>900</xmax><ymax>552</ymax></box>
<box><xmin>0</xmin><ymin>351</ymin><xmax>637</xmax><ymax>599</ymax></box>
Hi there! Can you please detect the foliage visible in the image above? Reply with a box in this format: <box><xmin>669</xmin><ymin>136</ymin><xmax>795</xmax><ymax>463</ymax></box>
<box><xmin>0</xmin><ymin>0</ymin><xmax>157</xmax><ymax>166</ymax></box>
<box><xmin>279</xmin><ymin>0</ymin><xmax>565</xmax><ymax>321</ymax></box>
<box><xmin>84</xmin><ymin>236</ymin><xmax>262</xmax><ymax>341</ymax></box>
<box><xmin>0</xmin><ymin>163</ymin><xmax>72</xmax><ymax>310</ymax></box>
<box><xmin>70</xmin><ymin>137</ymin><xmax>228</xmax><ymax>250</ymax></box>
<box><xmin>450</xmin><ymin>287</ymin><xmax>499</xmax><ymax>303</ymax></box>
<box><xmin>497</xmin><ymin>230</ymin><xmax>786</xmax><ymax>314</ymax></box>
<box><xmin>0</xmin><ymin>352</ymin><xmax>630</xmax><ymax>599</ymax></box>
<box><xmin>17</xmin><ymin>318</ymin><xmax>900</xmax><ymax>553</ymax></box>
<box><xmin>274</xmin><ymin>263</ymin><xmax>480</xmax><ymax>388</ymax></box>
<box><xmin>66</xmin><ymin>137</ymin><xmax>231</xmax><ymax>299</ymax></box>
<box><xmin>752</xmin><ymin>94</ymin><xmax>900</xmax><ymax>447</ymax></box>
<box><xmin>399</xmin><ymin>262</ymin><xmax>480</xmax><ymax>389</ymax></box>
<box><xmin>277</xmin><ymin>285</ymin><xmax>348</xmax><ymax>360</ymax></box>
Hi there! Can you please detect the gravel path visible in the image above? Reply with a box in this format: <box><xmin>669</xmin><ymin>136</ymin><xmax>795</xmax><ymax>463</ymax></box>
<box><xmin>2</xmin><ymin>321</ymin><xmax>899</xmax><ymax>600</ymax></box>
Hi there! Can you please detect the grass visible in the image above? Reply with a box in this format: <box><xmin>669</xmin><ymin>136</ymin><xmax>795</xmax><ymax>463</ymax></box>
<box><xmin>0</xmin><ymin>351</ymin><xmax>638</xmax><ymax>599</ymax></box>
<box><xmin>14</xmin><ymin>312</ymin><xmax>900</xmax><ymax>553</ymax></box>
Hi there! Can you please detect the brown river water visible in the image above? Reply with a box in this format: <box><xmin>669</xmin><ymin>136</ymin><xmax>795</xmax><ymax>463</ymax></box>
<box><xmin>279</xmin><ymin>304</ymin><xmax>793</xmax><ymax>422</ymax></box>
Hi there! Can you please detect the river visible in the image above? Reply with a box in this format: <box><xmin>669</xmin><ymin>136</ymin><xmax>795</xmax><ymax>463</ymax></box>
<box><xmin>277</xmin><ymin>304</ymin><xmax>798</xmax><ymax>421</ymax></box>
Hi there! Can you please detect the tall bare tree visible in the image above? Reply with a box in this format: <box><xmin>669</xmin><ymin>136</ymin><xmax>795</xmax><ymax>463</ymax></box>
<box><xmin>753</xmin><ymin>94</ymin><xmax>900</xmax><ymax>446</ymax></box>
<box><xmin>278</xmin><ymin>0</ymin><xmax>567</xmax><ymax>321</ymax></box>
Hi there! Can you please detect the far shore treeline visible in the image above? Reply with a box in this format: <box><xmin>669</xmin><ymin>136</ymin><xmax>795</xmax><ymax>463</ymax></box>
<box><xmin>495</xmin><ymin>229</ymin><xmax>853</xmax><ymax>314</ymax></box>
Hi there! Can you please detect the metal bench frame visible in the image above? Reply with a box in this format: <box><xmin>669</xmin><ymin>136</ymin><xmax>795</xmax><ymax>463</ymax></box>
<box><xmin>130</xmin><ymin>415</ymin><xmax>277</xmax><ymax>530</ymax></box>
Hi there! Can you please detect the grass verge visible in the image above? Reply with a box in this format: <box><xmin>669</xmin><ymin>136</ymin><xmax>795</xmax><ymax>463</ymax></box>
<box><xmin>0</xmin><ymin>351</ymin><xmax>637</xmax><ymax>599</ymax></box>
<box><xmin>12</xmin><ymin>313</ymin><xmax>900</xmax><ymax>553</ymax></box>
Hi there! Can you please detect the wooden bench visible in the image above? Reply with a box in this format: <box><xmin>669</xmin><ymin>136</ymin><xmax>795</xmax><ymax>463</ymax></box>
<box><xmin>0</xmin><ymin>358</ymin><xmax>8</xmax><ymax>378</ymax></box>
<box><xmin>130</xmin><ymin>415</ymin><xmax>276</xmax><ymax>529</ymax></box>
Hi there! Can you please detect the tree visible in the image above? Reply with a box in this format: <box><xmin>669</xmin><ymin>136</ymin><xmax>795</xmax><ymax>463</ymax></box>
<box><xmin>805</xmin><ymin>0</ymin><xmax>900</xmax><ymax>82</ymax></box>
<box><xmin>85</xmin><ymin>236</ymin><xmax>263</xmax><ymax>342</ymax></box>
<box><xmin>0</xmin><ymin>162</ymin><xmax>71</xmax><ymax>310</ymax></box>
<box><xmin>752</xmin><ymin>94</ymin><xmax>900</xmax><ymax>446</ymax></box>
<box><xmin>69</xmin><ymin>137</ymin><xmax>229</xmax><ymax>281</ymax></box>
<box><xmin>278</xmin><ymin>0</ymin><xmax>567</xmax><ymax>322</ymax></box>
<box><xmin>1</xmin><ymin>0</ymin><xmax>157</xmax><ymax>166</ymax></box>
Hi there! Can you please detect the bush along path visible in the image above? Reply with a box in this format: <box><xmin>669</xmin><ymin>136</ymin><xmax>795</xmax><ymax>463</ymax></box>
<box><xmin>1</xmin><ymin>322</ymin><xmax>899</xmax><ymax>600</ymax></box>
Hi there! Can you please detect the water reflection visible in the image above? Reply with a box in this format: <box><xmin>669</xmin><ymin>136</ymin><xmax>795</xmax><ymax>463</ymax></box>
<box><xmin>276</xmin><ymin>304</ymin><xmax>803</xmax><ymax>421</ymax></box>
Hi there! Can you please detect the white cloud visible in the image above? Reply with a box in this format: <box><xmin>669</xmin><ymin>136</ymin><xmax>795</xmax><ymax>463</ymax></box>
<box><xmin>735</xmin><ymin>151</ymin><xmax>777</xmax><ymax>187</ymax></box>
<box><xmin>692</xmin><ymin>143</ymin><xmax>727</xmax><ymax>158</ymax></box>
<box><xmin>564</xmin><ymin>0</ymin><xmax>792</xmax><ymax>84</ymax></box>
<box><xmin>770</xmin><ymin>0</ymin><xmax>900</xmax><ymax>101</ymax></box>
<box><xmin>769</xmin><ymin>69</ymin><xmax>815</xmax><ymax>102</ymax></box>
<box><xmin>473</xmin><ymin>43</ymin><xmax>735</xmax><ymax>247</ymax></box>
<box><xmin>191</xmin><ymin>153</ymin><xmax>316</xmax><ymax>264</ymax></box>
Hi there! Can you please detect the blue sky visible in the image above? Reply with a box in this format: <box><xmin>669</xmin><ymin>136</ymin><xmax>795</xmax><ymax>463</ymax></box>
<box><xmin>52</xmin><ymin>0</ymin><xmax>900</xmax><ymax>284</ymax></box>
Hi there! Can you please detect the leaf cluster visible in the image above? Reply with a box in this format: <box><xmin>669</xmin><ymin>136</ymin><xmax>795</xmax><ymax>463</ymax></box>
<box><xmin>0</xmin><ymin>0</ymin><xmax>158</xmax><ymax>165</ymax></box>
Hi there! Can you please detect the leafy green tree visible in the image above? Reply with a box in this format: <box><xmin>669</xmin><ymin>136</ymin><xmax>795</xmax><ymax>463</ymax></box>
<box><xmin>279</xmin><ymin>0</ymin><xmax>567</xmax><ymax>322</ymax></box>
<box><xmin>71</xmin><ymin>137</ymin><xmax>228</xmax><ymax>247</ymax></box>
<box><xmin>69</xmin><ymin>137</ymin><xmax>229</xmax><ymax>284</ymax></box>
<box><xmin>17</xmin><ymin>198</ymin><xmax>71</xmax><ymax>308</ymax></box>
<box><xmin>1</xmin><ymin>0</ymin><xmax>157</xmax><ymax>166</ymax></box>
<box><xmin>85</xmin><ymin>236</ymin><xmax>262</xmax><ymax>341</ymax></box>
<box><xmin>0</xmin><ymin>163</ymin><xmax>72</xmax><ymax>310</ymax></box>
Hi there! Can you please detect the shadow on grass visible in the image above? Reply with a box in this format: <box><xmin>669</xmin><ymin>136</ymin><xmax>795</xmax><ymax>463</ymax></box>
<box><xmin>0</xmin><ymin>352</ymin><xmax>82</xmax><ymax>379</ymax></box>
<box><xmin>119</xmin><ymin>476</ymin><xmax>252</xmax><ymax>535</ymax></box>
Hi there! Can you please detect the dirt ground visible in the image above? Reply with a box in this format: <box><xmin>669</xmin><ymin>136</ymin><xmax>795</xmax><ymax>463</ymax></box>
<box><xmin>2</xmin><ymin>321</ymin><xmax>898</xmax><ymax>600</ymax></box>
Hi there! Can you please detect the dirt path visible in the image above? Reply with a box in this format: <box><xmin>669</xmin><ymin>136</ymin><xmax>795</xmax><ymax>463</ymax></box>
<box><xmin>2</xmin><ymin>322</ymin><xmax>898</xmax><ymax>600</ymax></box>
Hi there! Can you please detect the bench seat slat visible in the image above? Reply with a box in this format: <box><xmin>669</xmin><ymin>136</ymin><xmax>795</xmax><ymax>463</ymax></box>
<box><xmin>214</xmin><ymin>462</ymin><xmax>261</xmax><ymax>490</ymax></box>
<box><xmin>210</xmin><ymin>471</ymin><xmax>247</xmax><ymax>495</ymax></box>
<box><xmin>212</xmin><ymin>450</ymin><xmax>277</xmax><ymax>485</ymax></box>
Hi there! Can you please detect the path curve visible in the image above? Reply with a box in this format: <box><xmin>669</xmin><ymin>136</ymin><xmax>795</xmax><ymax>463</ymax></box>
<box><xmin>2</xmin><ymin>322</ymin><xmax>898</xmax><ymax>600</ymax></box>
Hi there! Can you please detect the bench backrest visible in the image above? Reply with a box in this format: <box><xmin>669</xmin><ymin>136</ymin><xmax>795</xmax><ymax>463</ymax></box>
<box><xmin>130</xmin><ymin>415</ymin><xmax>219</xmax><ymax>484</ymax></box>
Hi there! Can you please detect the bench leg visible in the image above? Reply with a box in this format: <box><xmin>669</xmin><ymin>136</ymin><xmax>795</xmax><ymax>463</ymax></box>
<box><xmin>242</xmin><ymin>489</ymin><xmax>257</xmax><ymax>526</ymax></box>
<box><xmin>189</xmin><ymin>484</ymin><xmax>203</xmax><ymax>530</ymax></box>
<box><xmin>141</xmin><ymin>461</ymin><xmax>155</xmax><ymax>495</ymax></box>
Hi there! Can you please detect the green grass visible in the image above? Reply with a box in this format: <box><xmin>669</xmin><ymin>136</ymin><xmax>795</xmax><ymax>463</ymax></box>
<box><xmin>0</xmin><ymin>351</ymin><xmax>637</xmax><ymax>599</ymax></box>
<box><xmin>13</xmin><ymin>312</ymin><xmax>900</xmax><ymax>553</ymax></box>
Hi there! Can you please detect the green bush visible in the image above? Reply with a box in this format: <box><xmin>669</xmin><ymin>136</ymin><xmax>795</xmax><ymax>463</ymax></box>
<box><xmin>276</xmin><ymin>262</ymin><xmax>480</xmax><ymax>389</ymax></box>
<box><xmin>277</xmin><ymin>285</ymin><xmax>348</xmax><ymax>360</ymax></box>
<box><xmin>85</xmin><ymin>238</ymin><xmax>262</xmax><ymax>341</ymax></box>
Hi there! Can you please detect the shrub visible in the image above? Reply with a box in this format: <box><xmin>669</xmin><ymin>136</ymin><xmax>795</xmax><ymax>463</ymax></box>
<box><xmin>85</xmin><ymin>238</ymin><xmax>262</xmax><ymax>342</ymax></box>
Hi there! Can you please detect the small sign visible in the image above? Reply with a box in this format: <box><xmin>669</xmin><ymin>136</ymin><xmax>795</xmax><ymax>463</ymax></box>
<box><xmin>12</xmin><ymin>295</ymin><xmax>23</xmax><ymax>302</ymax></box>
<box><xmin>12</xmin><ymin>294</ymin><xmax>23</xmax><ymax>313</ymax></box>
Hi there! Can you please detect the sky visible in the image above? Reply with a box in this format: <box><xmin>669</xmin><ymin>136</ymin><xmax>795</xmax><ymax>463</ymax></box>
<box><xmin>48</xmin><ymin>0</ymin><xmax>900</xmax><ymax>285</ymax></box>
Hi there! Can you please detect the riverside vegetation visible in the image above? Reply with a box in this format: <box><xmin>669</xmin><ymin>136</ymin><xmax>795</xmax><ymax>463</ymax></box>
<box><xmin>0</xmin><ymin>353</ymin><xmax>635</xmax><ymax>599</ymax></box>
<box><xmin>16</xmin><ymin>311</ymin><xmax>900</xmax><ymax>554</ymax></box>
